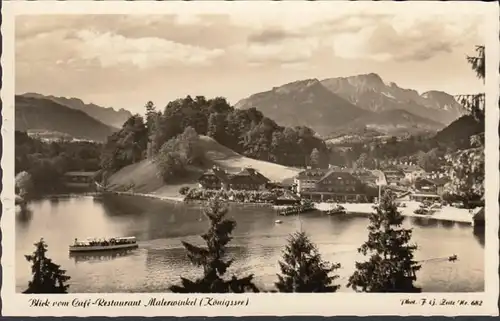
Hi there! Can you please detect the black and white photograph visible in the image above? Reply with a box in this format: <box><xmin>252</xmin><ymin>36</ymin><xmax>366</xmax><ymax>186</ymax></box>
<box><xmin>2</xmin><ymin>0</ymin><xmax>499</xmax><ymax>317</ymax></box>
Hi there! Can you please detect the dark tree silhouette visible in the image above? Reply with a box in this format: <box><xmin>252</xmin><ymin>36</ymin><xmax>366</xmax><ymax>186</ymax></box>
<box><xmin>446</xmin><ymin>45</ymin><xmax>485</xmax><ymax>206</ymax></box>
<box><xmin>348</xmin><ymin>191</ymin><xmax>421</xmax><ymax>292</ymax></box>
<box><xmin>170</xmin><ymin>197</ymin><xmax>259</xmax><ymax>293</ymax></box>
<box><xmin>275</xmin><ymin>231</ymin><xmax>340</xmax><ymax>292</ymax></box>
<box><xmin>24</xmin><ymin>238</ymin><xmax>71</xmax><ymax>294</ymax></box>
<box><xmin>455</xmin><ymin>45</ymin><xmax>485</xmax><ymax>122</ymax></box>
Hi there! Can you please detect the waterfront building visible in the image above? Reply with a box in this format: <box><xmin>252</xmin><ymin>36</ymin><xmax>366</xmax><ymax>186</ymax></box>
<box><xmin>294</xmin><ymin>168</ymin><xmax>367</xmax><ymax>202</ymax></box>
<box><xmin>63</xmin><ymin>171</ymin><xmax>97</xmax><ymax>189</ymax></box>
<box><xmin>409</xmin><ymin>177</ymin><xmax>449</xmax><ymax>202</ymax></box>
<box><xmin>197</xmin><ymin>166</ymin><xmax>269</xmax><ymax>191</ymax></box>
<box><xmin>228</xmin><ymin>168</ymin><xmax>269</xmax><ymax>190</ymax></box>
<box><xmin>197</xmin><ymin>166</ymin><xmax>229</xmax><ymax>190</ymax></box>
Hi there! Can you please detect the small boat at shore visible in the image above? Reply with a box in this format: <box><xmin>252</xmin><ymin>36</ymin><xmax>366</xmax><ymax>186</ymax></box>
<box><xmin>69</xmin><ymin>236</ymin><xmax>138</xmax><ymax>253</ymax></box>
<box><xmin>275</xmin><ymin>220</ymin><xmax>282</xmax><ymax>224</ymax></box>
<box><xmin>326</xmin><ymin>205</ymin><xmax>347</xmax><ymax>215</ymax></box>
<box><xmin>414</xmin><ymin>205</ymin><xmax>435</xmax><ymax>216</ymax></box>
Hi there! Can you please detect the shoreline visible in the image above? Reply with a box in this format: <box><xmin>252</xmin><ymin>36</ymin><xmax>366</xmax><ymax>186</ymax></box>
<box><xmin>109</xmin><ymin>190</ymin><xmax>275</xmax><ymax>207</ymax></box>
<box><xmin>42</xmin><ymin>190</ymin><xmax>478</xmax><ymax>225</ymax></box>
<box><xmin>106</xmin><ymin>191</ymin><xmax>185</xmax><ymax>203</ymax></box>
<box><xmin>315</xmin><ymin>202</ymin><xmax>476</xmax><ymax>225</ymax></box>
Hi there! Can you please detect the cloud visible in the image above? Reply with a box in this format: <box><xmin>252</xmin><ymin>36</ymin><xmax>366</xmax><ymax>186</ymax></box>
<box><xmin>16</xmin><ymin>13</ymin><xmax>482</xmax><ymax>71</ymax></box>
<box><xmin>74</xmin><ymin>30</ymin><xmax>224</xmax><ymax>69</ymax></box>
<box><xmin>331</xmin><ymin>15</ymin><xmax>481</xmax><ymax>62</ymax></box>
<box><xmin>16</xmin><ymin>14</ymin><xmax>250</xmax><ymax>50</ymax></box>
<box><xmin>242</xmin><ymin>13</ymin><xmax>481</xmax><ymax>65</ymax></box>
<box><xmin>247</xmin><ymin>29</ymin><xmax>303</xmax><ymax>44</ymax></box>
<box><xmin>240</xmin><ymin>36</ymin><xmax>321</xmax><ymax>66</ymax></box>
<box><xmin>15</xmin><ymin>11</ymin><xmax>484</xmax><ymax>96</ymax></box>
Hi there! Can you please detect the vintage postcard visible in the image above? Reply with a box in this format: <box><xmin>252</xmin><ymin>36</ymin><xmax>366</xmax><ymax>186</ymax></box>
<box><xmin>1</xmin><ymin>0</ymin><xmax>499</xmax><ymax>317</ymax></box>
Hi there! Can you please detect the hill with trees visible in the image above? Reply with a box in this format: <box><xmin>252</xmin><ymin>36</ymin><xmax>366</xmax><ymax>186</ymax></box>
<box><xmin>100</xmin><ymin>96</ymin><xmax>328</xmax><ymax>177</ymax></box>
<box><xmin>105</xmin><ymin>135</ymin><xmax>302</xmax><ymax>197</ymax></box>
<box><xmin>15</xmin><ymin>130</ymin><xmax>102</xmax><ymax>195</ymax></box>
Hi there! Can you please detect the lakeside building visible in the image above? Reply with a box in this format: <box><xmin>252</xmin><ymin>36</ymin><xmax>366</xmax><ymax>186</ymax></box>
<box><xmin>294</xmin><ymin>168</ymin><xmax>367</xmax><ymax>202</ymax></box>
<box><xmin>63</xmin><ymin>171</ymin><xmax>97</xmax><ymax>189</ymax></box>
<box><xmin>197</xmin><ymin>166</ymin><xmax>270</xmax><ymax>191</ymax></box>
<box><xmin>197</xmin><ymin>166</ymin><xmax>229</xmax><ymax>190</ymax></box>
<box><xmin>409</xmin><ymin>177</ymin><xmax>449</xmax><ymax>202</ymax></box>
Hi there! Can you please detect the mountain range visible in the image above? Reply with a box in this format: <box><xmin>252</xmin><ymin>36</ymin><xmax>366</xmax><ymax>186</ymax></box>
<box><xmin>235</xmin><ymin>73</ymin><xmax>465</xmax><ymax>137</ymax></box>
<box><xmin>16</xmin><ymin>73</ymin><xmax>466</xmax><ymax>143</ymax></box>
<box><xmin>15</xmin><ymin>95</ymin><xmax>116</xmax><ymax>142</ymax></box>
<box><xmin>21</xmin><ymin>92</ymin><xmax>132</xmax><ymax>129</ymax></box>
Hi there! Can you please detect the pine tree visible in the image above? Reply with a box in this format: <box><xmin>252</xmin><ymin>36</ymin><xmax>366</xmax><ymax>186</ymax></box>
<box><xmin>24</xmin><ymin>238</ymin><xmax>71</xmax><ymax>294</ymax></box>
<box><xmin>145</xmin><ymin>101</ymin><xmax>157</xmax><ymax>132</ymax></box>
<box><xmin>275</xmin><ymin>231</ymin><xmax>341</xmax><ymax>293</ymax></box>
<box><xmin>170</xmin><ymin>197</ymin><xmax>259</xmax><ymax>293</ymax></box>
<box><xmin>348</xmin><ymin>191</ymin><xmax>421</xmax><ymax>292</ymax></box>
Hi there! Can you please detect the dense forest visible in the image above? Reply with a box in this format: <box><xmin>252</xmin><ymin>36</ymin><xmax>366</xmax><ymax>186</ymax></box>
<box><xmin>15</xmin><ymin>131</ymin><xmax>102</xmax><ymax>194</ymax></box>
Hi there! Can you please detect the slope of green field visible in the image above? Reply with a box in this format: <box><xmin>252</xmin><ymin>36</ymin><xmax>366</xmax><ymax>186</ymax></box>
<box><xmin>107</xmin><ymin>136</ymin><xmax>302</xmax><ymax>197</ymax></box>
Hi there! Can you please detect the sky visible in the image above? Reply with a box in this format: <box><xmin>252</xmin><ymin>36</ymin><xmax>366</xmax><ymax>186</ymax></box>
<box><xmin>15</xmin><ymin>10</ymin><xmax>485</xmax><ymax>114</ymax></box>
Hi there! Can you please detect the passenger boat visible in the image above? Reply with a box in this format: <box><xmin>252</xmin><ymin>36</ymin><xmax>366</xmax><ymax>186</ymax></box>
<box><xmin>69</xmin><ymin>236</ymin><xmax>139</xmax><ymax>252</ymax></box>
<box><xmin>326</xmin><ymin>205</ymin><xmax>347</xmax><ymax>215</ymax></box>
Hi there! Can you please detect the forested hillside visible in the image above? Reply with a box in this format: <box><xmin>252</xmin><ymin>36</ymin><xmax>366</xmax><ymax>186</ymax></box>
<box><xmin>100</xmin><ymin>96</ymin><xmax>329</xmax><ymax>176</ymax></box>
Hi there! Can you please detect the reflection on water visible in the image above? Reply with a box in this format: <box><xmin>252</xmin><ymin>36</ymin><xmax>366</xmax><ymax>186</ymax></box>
<box><xmin>410</xmin><ymin>216</ymin><xmax>439</xmax><ymax>227</ymax></box>
<box><xmin>70</xmin><ymin>248</ymin><xmax>137</xmax><ymax>264</ymax></box>
<box><xmin>473</xmin><ymin>225</ymin><xmax>485</xmax><ymax>247</ymax></box>
<box><xmin>15</xmin><ymin>194</ymin><xmax>485</xmax><ymax>293</ymax></box>
<box><xmin>16</xmin><ymin>207</ymin><xmax>33</xmax><ymax>227</ymax></box>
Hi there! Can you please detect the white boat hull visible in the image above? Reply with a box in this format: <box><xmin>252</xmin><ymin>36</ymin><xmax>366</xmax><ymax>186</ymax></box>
<box><xmin>69</xmin><ymin>243</ymin><xmax>138</xmax><ymax>252</ymax></box>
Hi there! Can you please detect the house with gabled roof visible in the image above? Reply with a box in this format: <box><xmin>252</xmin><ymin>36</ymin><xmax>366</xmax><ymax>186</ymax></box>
<box><xmin>294</xmin><ymin>168</ymin><xmax>367</xmax><ymax>202</ymax></box>
<box><xmin>197</xmin><ymin>166</ymin><xmax>270</xmax><ymax>191</ymax></box>
<box><xmin>227</xmin><ymin>167</ymin><xmax>269</xmax><ymax>191</ymax></box>
<box><xmin>398</xmin><ymin>164</ymin><xmax>425</xmax><ymax>182</ymax></box>
<box><xmin>410</xmin><ymin>176</ymin><xmax>450</xmax><ymax>202</ymax></box>
<box><xmin>197</xmin><ymin>166</ymin><xmax>230</xmax><ymax>190</ymax></box>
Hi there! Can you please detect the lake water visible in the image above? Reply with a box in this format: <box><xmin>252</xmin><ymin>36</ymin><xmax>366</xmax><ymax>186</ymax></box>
<box><xmin>15</xmin><ymin>194</ymin><xmax>485</xmax><ymax>293</ymax></box>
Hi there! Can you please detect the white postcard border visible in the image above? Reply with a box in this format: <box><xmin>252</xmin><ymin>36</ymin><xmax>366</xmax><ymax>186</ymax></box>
<box><xmin>1</xmin><ymin>1</ymin><xmax>499</xmax><ymax>317</ymax></box>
